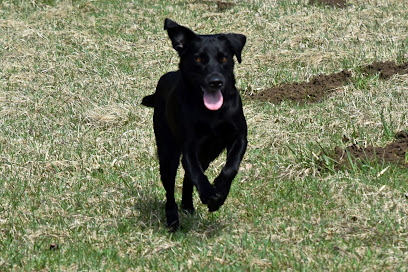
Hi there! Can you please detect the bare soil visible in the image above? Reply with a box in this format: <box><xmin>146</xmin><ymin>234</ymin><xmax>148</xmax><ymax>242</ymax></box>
<box><xmin>334</xmin><ymin>131</ymin><xmax>408</xmax><ymax>168</ymax></box>
<box><xmin>249</xmin><ymin>70</ymin><xmax>351</xmax><ymax>104</ymax></box>
<box><xmin>309</xmin><ymin>0</ymin><xmax>347</xmax><ymax>8</ymax></box>
<box><xmin>217</xmin><ymin>1</ymin><xmax>235</xmax><ymax>11</ymax></box>
<box><xmin>250</xmin><ymin>61</ymin><xmax>408</xmax><ymax>104</ymax></box>
<box><xmin>361</xmin><ymin>61</ymin><xmax>408</xmax><ymax>79</ymax></box>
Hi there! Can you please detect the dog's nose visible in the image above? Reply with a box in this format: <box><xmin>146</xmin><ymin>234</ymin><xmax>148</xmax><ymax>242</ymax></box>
<box><xmin>209</xmin><ymin>78</ymin><xmax>224</xmax><ymax>89</ymax></box>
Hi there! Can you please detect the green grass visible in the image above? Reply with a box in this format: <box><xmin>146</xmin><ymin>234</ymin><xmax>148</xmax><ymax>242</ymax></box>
<box><xmin>1</xmin><ymin>0</ymin><xmax>408</xmax><ymax>270</ymax></box>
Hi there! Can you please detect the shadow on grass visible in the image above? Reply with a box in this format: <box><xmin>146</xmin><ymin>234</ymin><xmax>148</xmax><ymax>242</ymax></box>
<box><xmin>132</xmin><ymin>190</ymin><xmax>226</xmax><ymax>236</ymax></box>
<box><xmin>133</xmin><ymin>193</ymin><xmax>166</xmax><ymax>231</ymax></box>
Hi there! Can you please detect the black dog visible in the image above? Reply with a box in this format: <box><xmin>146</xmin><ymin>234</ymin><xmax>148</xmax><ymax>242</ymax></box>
<box><xmin>142</xmin><ymin>18</ymin><xmax>247</xmax><ymax>231</ymax></box>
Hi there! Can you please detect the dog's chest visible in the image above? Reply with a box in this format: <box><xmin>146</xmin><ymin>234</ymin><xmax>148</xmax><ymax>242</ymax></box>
<box><xmin>193</xmin><ymin>119</ymin><xmax>235</xmax><ymax>140</ymax></box>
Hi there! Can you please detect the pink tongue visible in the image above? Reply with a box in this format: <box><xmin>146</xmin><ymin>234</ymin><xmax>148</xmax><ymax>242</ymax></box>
<box><xmin>203</xmin><ymin>90</ymin><xmax>223</xmax><ymax>110</ymax></box>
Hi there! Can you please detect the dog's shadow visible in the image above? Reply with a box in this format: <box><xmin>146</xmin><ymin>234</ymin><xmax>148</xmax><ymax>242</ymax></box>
<box><xmin>133</xmin><ymin>188</ymin><xmax>227</xmax><ymax>236</ymax></box>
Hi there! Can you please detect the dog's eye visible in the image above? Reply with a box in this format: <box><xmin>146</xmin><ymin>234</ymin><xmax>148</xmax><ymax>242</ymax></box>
<box><xmin>221</xmin><ymin>57</ymin><xmax>227</xmax><ymax>62</ymax></box>
<box><xmin>195</xmin><ymin>57</ymin><xmax>202</xmax><ymax>63</ymax></box>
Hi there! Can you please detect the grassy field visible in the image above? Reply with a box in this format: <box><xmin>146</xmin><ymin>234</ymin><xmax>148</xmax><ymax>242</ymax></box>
<box><xmin>1</xmin><ymin>0</ymin><xmax>408</xmax><ymax>270</ymax></box>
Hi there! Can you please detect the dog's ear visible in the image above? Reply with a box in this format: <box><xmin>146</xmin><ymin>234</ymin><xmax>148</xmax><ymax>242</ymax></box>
<box><xmin>222</xmin><ymin>34</ymin><xmax>246</xmax><ymax>63</ymax></box>
<box><xmin>164</xmin><ymin>18</ymin><xmax>197</xmax><ymax>54</ymax></box>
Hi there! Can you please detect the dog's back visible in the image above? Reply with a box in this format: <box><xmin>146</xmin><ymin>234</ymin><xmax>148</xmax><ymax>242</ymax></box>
<box><xmin>141</xmin><ymin>71</ymin><xmax>180</xmax><ymax>108</ymax></box>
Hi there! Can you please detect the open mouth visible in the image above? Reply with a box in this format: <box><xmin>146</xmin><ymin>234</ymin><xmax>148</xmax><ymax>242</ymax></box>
<box><xmin>202</xmin><ymin>88</ymin><xmax>223</xmax><ymax>111</ymax></box>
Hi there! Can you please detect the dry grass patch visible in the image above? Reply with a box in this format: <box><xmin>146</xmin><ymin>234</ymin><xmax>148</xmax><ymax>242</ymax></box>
<box><xmin>84</xmin><ymin>104</ymin><xmax>132</xmax><ymax>127</ymax></box>
<box><xmin>1</xmin><ymin>0</ymin><xmax>408</xmax><ymax>271</ymax></box>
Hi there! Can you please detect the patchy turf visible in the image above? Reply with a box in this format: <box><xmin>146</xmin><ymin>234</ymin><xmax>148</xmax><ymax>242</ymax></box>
<box><xmin>1</xmin><ymin>0</ymin><xmax>408</xmax><ymax>270</ymax></box>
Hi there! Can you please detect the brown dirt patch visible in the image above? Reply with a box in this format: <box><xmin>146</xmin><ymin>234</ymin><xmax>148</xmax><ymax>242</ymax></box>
<box><xmin>216</xmin><ymin>1</ymin><xmax>235</xmax><ymax>11</ymax></box>
<box><xmin>309</xmin><ymin>0</ymin><xmax>347</xmax><ymax>8</ymax></box>
<box><xmin>249</xmin><ymin>70</ymin><xmax>351</xmax><ymax>104</ymax></box>
<box><xmin>250</xmin><ymin>61</ymin><xmax>408</xmax><ymax>105</ymax></box>
<box><xmin>361</xmin><ymin>61</ymin><xmax>408</xmax><ymax>79</ymax></box>
<box><xmin>334</xmin><ymin>131</ymin><xmax>408</xmax><ymax>168</ymax></box>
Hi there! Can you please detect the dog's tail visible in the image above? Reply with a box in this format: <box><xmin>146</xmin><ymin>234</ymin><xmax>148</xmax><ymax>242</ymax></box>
<box><xmin>141</xmin><ymin>94</ymin><xmax>155</xmax><ymax>108</ymax></box>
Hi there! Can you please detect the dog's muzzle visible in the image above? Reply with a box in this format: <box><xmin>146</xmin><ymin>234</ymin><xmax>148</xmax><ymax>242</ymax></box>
<box><xmin>203</xmin><ymin>74</ymin><xmax>225</xmax><ymax>111</ymax></box>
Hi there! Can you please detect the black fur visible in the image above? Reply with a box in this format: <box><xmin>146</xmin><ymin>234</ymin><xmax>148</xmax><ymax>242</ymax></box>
<box><xmin>142</xmin><ymin>18</ymin><xmax>247</xmax><ymax>231</ymax></box>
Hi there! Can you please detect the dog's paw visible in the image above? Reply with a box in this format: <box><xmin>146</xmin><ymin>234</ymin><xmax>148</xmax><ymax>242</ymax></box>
<box><xmin>167</xmin><ymin>219</ymin><xmax>179</xmax><ymax>232</ymax></box>
<box><xmin>207</xmin><ymin>192</ymin><xmax>226</xmax><ymax>212</ymax></box>
<box><xmin>198</xmin><ymin>184</ymin><xmax>217</xmax><ymax>205</ymax></box>
<box><xmin>207</xmin><ymin>179</ymin><xmax>230</xmax><ymax>212</ymax></box>
<box><xmin>166</xmin><ymin>204</ymin><xmax>179</xmax><ymax>232</ymax></box>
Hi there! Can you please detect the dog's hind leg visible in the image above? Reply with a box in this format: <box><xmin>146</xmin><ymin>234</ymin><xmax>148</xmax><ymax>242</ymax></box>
<box><xmin>155</xmin><ymin>127</ymin><xmax>181</xmax><ymax>231</ymax></box>
<box><xmin>158</xmin><ymin>147</ymin><xmax>180</xmax><ymax>231</ymax></box>
<box><xmin>181</xmin><ymin>177</ymin><xmax>194</xmax><ymax>214</ymax></box>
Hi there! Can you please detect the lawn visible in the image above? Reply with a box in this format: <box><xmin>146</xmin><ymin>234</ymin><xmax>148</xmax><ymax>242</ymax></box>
<box><xmin>1</xmin><ymin>0</ymin><xmax>407</xmax><ymax>270</ymax></box>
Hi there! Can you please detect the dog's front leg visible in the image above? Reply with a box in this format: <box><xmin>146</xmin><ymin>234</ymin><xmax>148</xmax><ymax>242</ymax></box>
<box><xmin>208</xmin><ymin>135</ymin><xmax>247</xmax><ymax>212</ymax></box>
<box><xmin>182</xmin><ymin>145</ymin><xmax>217</xmax><ymax>205</ymax></box>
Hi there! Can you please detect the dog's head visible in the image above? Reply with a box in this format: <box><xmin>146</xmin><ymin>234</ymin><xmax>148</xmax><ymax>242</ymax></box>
<box><xmin>164</xmin><ymin>18</ymin><xmax>246</xmax><ymax>111</ymax></box>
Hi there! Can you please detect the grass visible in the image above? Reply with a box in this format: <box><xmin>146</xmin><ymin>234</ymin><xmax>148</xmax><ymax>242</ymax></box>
<box><xmin>1</xmin><ymin>0</ymin><xmax>408</xmax><ymax>270</ymax></box>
